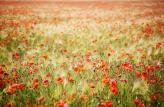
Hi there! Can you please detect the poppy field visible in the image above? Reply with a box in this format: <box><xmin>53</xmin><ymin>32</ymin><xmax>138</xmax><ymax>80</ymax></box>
<box><xmin>0</xmin><ymin>1</ymin><xmax>164</xmax><ymax>107</ymax></box>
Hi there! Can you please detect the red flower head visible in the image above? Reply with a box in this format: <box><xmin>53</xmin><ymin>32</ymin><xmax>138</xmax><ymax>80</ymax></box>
<box><xmin>103</xmin><ymin>76</ymin><xmax>109</xmax><ymax>85</ymax></box>
<box><xmin>150</xmin><ymin>78</ymin><xmax>156</xmax><ymax>84</ymax></box>
<box><xmin>56</xmin><ymin>100</ymin><xmax>68</xmax><ymax>107</ymax></box>
<box><xmin>110</xmin><ymin>86</ymin><xmax>118</xmax><ymax>95</ymax></box>
<box><xmin>122</xmin><ymin>62</ymin><xmax>133</xmax><ymax>71</ymax></box>
<box><xmin>136</xmin><ymin>71</ymin><xmax>141</xmax><ymax>78</ymax></box>
<box><xmin>80</xmin><ymin>94</ymin><xmax>88</xmax><ymax>101</ymax></box>
<box><xmin>134</xmin><ymin>97</ymin><xmax>140</xmax><ymax>104</ymax></box>
<box><xmin>104</xmin><ymin>100</ymin><xmax>112</xmax><ymax>107</ymax></box>
<box><xmin>110</xmin><ymin>80</ymin><xmax>117</xmax><ymax>87</ymax></box>
<box><xmin>13</xmin><ymin>52</ymin><xmax>20</xmax><ymax>61</ymax></box>
<box><xmin>142</xmin><ymin>24</ymin><xmax>153</xmax><ymax>35</ymax></box>
<box><xmin>107</xmin><ymin>53</ymin><xmax>111</xmax><ymax>57</ymax></box>
<box><xmin>97</xmin><ymin>103</ymin><xmax>105</xmax><ymax>107</ymax></box>
<box><xmin>37</xmin><ymin>96</ymin><xmax>44</xmax><ymax>102</ymax></box>
<box><xmin>0</xmin><ymin>81</ymin><xmax>5</xmax><ymax>87</ymax></box>
<box><xmin>85</xmin><ymin>52</ymin><xmax>92</xmax><ymax>57</ymax></box>
<box><xmin>89</xmin><ymin>83</ymin><xmax>95</xmax><ymax>89</ymax></box>
<box><xmin>32</xmin><ymin>79</ymin><xmax>39</xmax><ymax>88</ymax></box>
<box><xmin>28</xmin><ymin>61</ymin><xmax>34</xmax><ymax>67</ymax></box>
<box><xmin>145</xmin><ymin>65</ymin><xmax>155</xmax><ymax>72</ymax></box>
<box><xmin>56</xmin><ymin>76</ymin><xmax>63</xmax><ymax>84</ymax></box>
<box><xmin>5</xmin><ymin>102</ymin><xmax>13</xmax><ymax>107</ymax></box>
<box><xmin>151</xmin><ymin>95</ymin><xmax>157</xmax><ymax>101</ymax></box>
<box><xmin>17</xmin><ymin>83</ymin><xmax>26</xmax><ymax>89</ymax></box>
<box><xmin>155</xmin><ymin>42</ymin><xmax>162</xmax><ymax>49</ymax></box>
<box><xmin>46</xmin><ymin>71</ymin><xmax>51</xmax><ymax>77</ymax></box>
<box><xmin>68</xmin><ymin>77</ymin><xmax>74</xmax><ymax>83</ymax></box>
<box><xmin>42</xmin><ymin>79</ymin><xmax>49</xmax><ymax>85</ymax></box>
<box><xmin>110</xmin><ymin>80</ymin><xmax>118</xmax><ymax>95</ymax></box>
<box><xmin>6</xmin><ymin>84</ymin><xmax>17</xmax><ymax>95</ymax></box>
<box><xmin>0</xmin><ymin>69</ymin><xmax>4</xmax><ymax>74</ymax></box>
<box><xmin>137</xmin><ymin>103</ymin><xmax>145</xmax><ymax>107</ymax></box>
<box><xmin>142</xmin><ymin>71</ymin><xmax>148</xmax><ymax>79</ymax></box>
<box><xmin>73</xmin><ymin>67</ymin><xmax>84</xmax><ymax>72</ymax></box>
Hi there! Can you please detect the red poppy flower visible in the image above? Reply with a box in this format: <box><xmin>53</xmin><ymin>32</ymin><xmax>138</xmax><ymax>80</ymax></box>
<box><xmin>89</xmin><ymin>83</ymin><xmax>95</xmax><ymax>88</ymax></box>
<box><xmin>68</xmin><ymin>77</ymin><xmax>74</xmax><ymax>83</ymax></box>
<box><xmin>37</xmin><ymin>96</ymin><xmax>44</xmax><ymax>102</ymax></box>
<box><xmin>122</xmin><ymin>62</ymin><xmax>133</xmax><ymax>71</ymax></box>
<box><xmin>150</xmin><ymin>79</ymin><xmax>156</xmax><ymax>84</ymax></box>
<box><xmin>110</xmin><ymin>80</ymin><xmax>117</xmax><ymax>86</ymax></box>
<box><xmin>107</xmin><ymin>53</ymin><xmax>111</xmax><ymax>57</ymax></box>
<box><xmin>145</xmin><ymin>65</ymin><xmax>155</xmax><ymax>72</ymax></box>
<box><xmin>142</xmin><ymin>24</ymin><xmax>153</xmax><ymax>34</ymax></box>
<box><xmin>5</xmin><ymin>102</ymin><xmax>13</xmax><ymax>107</ymax></box>
<box><xmin>32</xmin><ymin>79</ymin><xmax>39</xmax><ymax>88</ymax></box>
<box><xmin>86</xmin><ymin>58</ymin><xmax>91</xmax><ymax>62</ymax></box>
<box><xmin>56</xmin><ymin>100</ymin><xmax>68</xmax><ymax>107</ymax></box>
<box><xmin>33</xmin><ymin>79</ymin><xmax>39</xmax><ymax>83</ymax></box>
<box><xmin>73</xmin><ymin>67</ymin><xmax>84</xmax><ymax>72</ymax></box>
<box><xmin>96</xmin><ymin>77</ymin><xmax>101</xmax><ymax>81</ymax></box>
<box><xmin>136</xmin><ymin>71</ymin><xmax>141</xmax><ymax>78</ymax></box>
<box><xmin>97</xmin><ymin>103</ymin><xmax>105</xmax><ymax>107</ymax></box>
<box><xmin>110</xmin><ymin>86</ymin><xmax>118</xmax><ymax>95</ymax></box>
<box><xmin>134</xmin><ymin>97</ymin><xmax>140</xmax><ymax>104</ymax></box>
<box><xmin>41</xmin><ymin>53</ymin><xmax>48</xmax><ymax>59</ymax></box>
<box><xmin>103</xmin><ymin>77</ymin><xmax>109</xmax><ymax>85</ymax></box>
<box><xmin>137</xmin><ymin>103</ymin><xmax>145</xmax><ymax>107</ymax></box>
<box><xmin>138</xmin><ymin>62</ymin><xmax>144</xmax><ymax>67</ymax></box>
<box><xmin>104</xmin><ymin>100</ymin><xmax>112</xmax><ymax>107</ymax></box>
<box><xmin>85</xmin><ymin>52</ymin><xmax>92</xmax><ymax>57</ymax></box>
<box><xmin>6</xmin><ymin>85</ymin><xmax>17</xmax><ymax>95</ymax></box>
<box><xmin>110</xmin><ymin>80</ymin><xmax>118</xmax><ymax>95</ymax></box>
<box><xmin>142</xmin><ymin>71</ymin><xmax>148</xmax><ymax>79</ymax></box>
<box><xmin>46</xmin><ymin>71</ymin><xmax>51</xmax><ymax>77</ymax></box>
<box><xmin>17</xmin><ymin>83</ymin><xmax>26</xmax><ymax>89</ymax></box>
<box><xmin>69</xmin><ymin>93</ymin><xmax>76</xmax><ymax>100</ymax></box>
<box><xmin>13</xmin><ymin>52</ymin><xmax>20</xmax><ymax>61</ymax></box>
<box><xmin>120</xmin><ymin>79</ymin><xmax>127</xmax><ymax>84</ymax></box>
<box><xmin>56</xmin><ymin>76</ymin><xmax>63</xmax><ymax>84</ymax></box>
<box><xmin>29</xmin><ymin>61</ymin><xmax>34</xmax><ymax>66</ymax></box>
<box><xmin>80</xmin><ymin>94</ymin><xmax>88</xmax><ymax>101</ymax></box>
<box><xmin>155</xmin><ymin>42</ymin><xmax>162</xmax><ymax>49</ymax></box>
<box><xmin>42</xmin><ymin>79</ymin><xmax>49</xmax><ymax>85</ymax></box>
<box><xmin>151</xmin><ymin>95</ymin><xmax>157</xmax><ymax>101</ymax></box>
<box><xmin>0</xmin><ymin>81</ymin><xmax>5</xmax><ymax>87</ymax></box>
<box><xmin>0</xmin><ymin>69</ymin><xmax>4</xmax><ymax>74</ymax></box>
<box><xmin>32</xmin><ymin>82</ymin><xmax>39</xmax><ymax>88</ymax></box>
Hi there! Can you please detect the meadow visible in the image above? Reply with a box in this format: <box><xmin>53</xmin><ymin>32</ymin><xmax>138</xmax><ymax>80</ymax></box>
<box><xmin>0</xmin><ymin>1</ymin><xmax>164</xmax><ymax>107</ymax></box>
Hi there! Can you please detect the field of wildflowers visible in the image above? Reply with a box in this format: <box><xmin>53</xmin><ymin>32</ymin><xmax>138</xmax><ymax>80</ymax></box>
<box><xmin>0</xmin><ymin>1</ymin><xmax>164</xmax><ymax>107</ymax></box>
